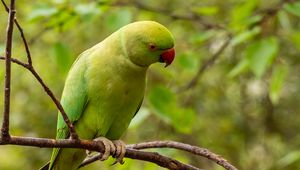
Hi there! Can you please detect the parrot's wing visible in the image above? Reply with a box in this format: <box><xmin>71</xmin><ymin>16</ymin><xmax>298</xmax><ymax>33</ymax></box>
<box><xmin>49</xmin><ymin>51</ymin><xmax>89</xmax><ymax>168</ymax></box>
<box><xmin>133</xmin><ymin>99</ymin><xmax>143</xmax><ymax>118</ymax></box>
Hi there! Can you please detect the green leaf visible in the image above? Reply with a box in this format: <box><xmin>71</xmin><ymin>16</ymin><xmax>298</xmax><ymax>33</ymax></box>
<box><xmin>53</xmin><ymin>42</ymin><xmax>73</xmax><ymax>75</ymax></box>
<box><xmin>60</xmin><ymin>15</ymin><xmax>79</xmax><ymax>31</ymax></box>
<box><xmin>190</xmin><ymin>31</ymin><xmax>215</xmax><ymax>45</ymax></box>
<box><xmin>46</xmin><ymin>11</ymin><xmax>72</xmax><ymax>28</ymax></box>
<box><xmin>75</xmin><ymin>2</ymin><xmax>101</xmax><ymax>20</ymax></box>
<box><xmin>104</xmin><ymin>9</ymin><xmax>132</xmax><ymax>31</ymax></box>
<box><xmin>230</xmin><ymin>0</ymin><xmax>258</xmax><ymax>31</ymax></box>
<box><xmin>148</xmin><ymin>85</ymin><xmax>175</xmax><ymax>123</ymax></box>
<box><xmin>269</xmin><ymin>65</ymin><xmax>288</xmax><ymax>104</ymax></box>
<box><xmin>247</xmin><ymin>37</ymin><xmax>279</xmax><ymax>78</ymax></box>
<box><xmin>289</xmin><ymin>31</ymin><xmax>300</xmax><ymax>51</ymax></box>
<box><xmin>171</xmin><ymin>108</ymin><xmax>195</xmax><ymax>133</ymax></box>
<box><xmin>193</xmin><ymin>6</ymin><xmax>219</xmax><ymax>16</ymax></box>
<box><xmin>284</xmin><ymin>2</ymin><xmax>300</xmax><ymax>17</ymax></box>
<box><xmin>278</xmin><ymin>150</ymin><xmax>300</xmax><ymax>167</ymax></box>
<box><xmin>28</xmin><ymin>7</ymin><xmax>58</xmax><ymax>22</ymax></box>
<box><xmin>278</xmin><ymin>11</ymin><xmax>292</xmax><ymax>31</ymax></box>
<box><xmin>53</xmin><ymin>0</ymin><xmax>65</xmax><ymax>4</ymax></box>
<box><xmin>177</xmin><ymin>52</ymin><xmax>198</xmax><ymax>71</ymax></box>
<box><xmin>148</xmin><ymin>85</ymin><xmax>195</xmax><ymax>133</ymax></box>
<box><xmin>231</xmin><ymin>27</ymin><xmax>261</xmax><ymax>46</ymax></box>
<box><xmin>228</xmin><ymin>59</ymin><xmax>249</xmax><ymax>78</ymax></box>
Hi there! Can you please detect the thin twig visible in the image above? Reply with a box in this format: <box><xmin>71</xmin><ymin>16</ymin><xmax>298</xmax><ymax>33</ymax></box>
<box><xmin>15</xmin><ymin>20</ymin><xmax>32</xmax><ymax>65</ymax></box>
<box><xmin>1</xmin><ymin>0</ymin><xmax>79</xmax><ymax>140</ymax></box>
<box><xmin>28</xmin><ymin>26</ymin><xmax>51</xmax><ymax>45</ymax></box>
<box><xmin>0</xmin><ymin>56</ymin><xmax>29</xmax><ymax>68</ymax></box>
<box><xmin>127</xmin><ymin>141</ymin><xmax>238</xmax><ymax>170</ymax></box>
<box><xmin>178</xmin><ymin>34</ymin><xmax>232</xmax><ymax>92</ymax></box>
<box><xmin>27</xmin><ymin>66</ymin><xmax>79</xmax><ymax>140</ymax></box>
<box><xmin>113</xmin><ymin>0</ymin><xmax>225</xmax><ymax>30</ymax></box>
<box><xmin>1</xmin><ymin>0</ymin><xmax>32</xmax><ymax>65</ymax></box>
<box><xmin>0</xmin><ymin>0</ymin><xmax>8</xmax><ymax>10</ymax></box>
<box><xmin>0</xmin><ymin>59</ymin><xmax>79</xmax><ymax>139</ymax></box>
<box><xmin>250</xmin><ymin>0</ymin><xmax>294</xmax><ymax>29</ymax></box>
<box><xmin>1</xmin><ymin>0</ymin><xmax>16</xmax><ymax>141</ymax></box>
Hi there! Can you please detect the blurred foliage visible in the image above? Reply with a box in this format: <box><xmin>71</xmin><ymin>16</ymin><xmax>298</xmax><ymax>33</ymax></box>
<box><xmin>1</xmin><ymin>0</ymin><xmax>300</xmax><ymax>169</ymax></box>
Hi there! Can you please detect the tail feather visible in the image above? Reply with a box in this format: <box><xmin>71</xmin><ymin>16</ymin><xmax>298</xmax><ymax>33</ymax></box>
<box><xmin>39</xmin><ymin>162</ymin><xmax>50</xmax><ymax>170</ymax></box>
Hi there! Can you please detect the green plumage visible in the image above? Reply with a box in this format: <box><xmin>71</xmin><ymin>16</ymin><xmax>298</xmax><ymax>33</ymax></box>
<box><xmin>47</xmin><ymin>21</ymin><xmax>174</xmax><ymax>170</ymax></box>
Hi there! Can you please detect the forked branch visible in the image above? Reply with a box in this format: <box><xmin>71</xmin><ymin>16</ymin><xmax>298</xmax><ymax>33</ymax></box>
<box><xmin>1</xmin><ymin>0</ymin><xmax>78</xmax><ymax>140</ymax></box>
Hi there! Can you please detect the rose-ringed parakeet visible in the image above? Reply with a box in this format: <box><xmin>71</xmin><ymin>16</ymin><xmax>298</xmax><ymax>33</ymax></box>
<box><xmin>41</xmin><ymin>21</ymin><xmax>175</xmax><ymax>170</ymax></box>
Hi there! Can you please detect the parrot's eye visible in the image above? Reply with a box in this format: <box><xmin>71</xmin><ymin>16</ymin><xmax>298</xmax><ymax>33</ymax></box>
<box><xmin>148</xmin><ymin>43</ymin><xmax>156</xmax><ymax>51</ymax></box>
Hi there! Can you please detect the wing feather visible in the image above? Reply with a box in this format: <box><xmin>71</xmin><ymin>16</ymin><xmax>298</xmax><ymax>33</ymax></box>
<box><xmin>49</xmin><ymin>51</ymin><xmax>89</xmax><ymax>169</ymax></box>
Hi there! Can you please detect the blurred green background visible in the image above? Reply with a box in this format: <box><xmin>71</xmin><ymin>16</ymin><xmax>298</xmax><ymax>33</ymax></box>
<box><xmin>1</xmin><ymin>0</ymin><xmax>300</xmax><ymax>169</ymax></box>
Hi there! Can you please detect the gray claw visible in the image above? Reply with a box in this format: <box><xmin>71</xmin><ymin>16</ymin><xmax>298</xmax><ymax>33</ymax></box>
<box><xmin>89</xmin><ymin>137</ymin><xmax>126</xmax><ymax>164</ymax></box>
<box><xmin>93</xmin><ymin>137</ymin><xmax>115</xmax><ymax>161</ymax></box>
<box><xmin>112</xmin><ymin>140</ymin><xmax>126</xmax><ymax>165</ymax></box>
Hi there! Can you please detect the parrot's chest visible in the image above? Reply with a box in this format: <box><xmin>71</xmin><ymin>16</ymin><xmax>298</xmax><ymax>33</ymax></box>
<box><xmin>86</xmin><ymin>71</ymin><xmax>145</xmax><ymax>138</ymax></box>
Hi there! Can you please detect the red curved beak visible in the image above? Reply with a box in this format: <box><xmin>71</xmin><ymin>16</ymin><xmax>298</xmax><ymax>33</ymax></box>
<box><xmin>160</xmin><ymin>48</ymin><xmax>175</xmax><ymax>67</ymax></box>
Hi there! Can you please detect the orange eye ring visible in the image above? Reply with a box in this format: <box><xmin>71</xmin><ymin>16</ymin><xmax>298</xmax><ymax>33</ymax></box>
<box><xmin>148</xmin><ymin>43</ymin><xmax>156</xmax><ymax>51</ymax></box>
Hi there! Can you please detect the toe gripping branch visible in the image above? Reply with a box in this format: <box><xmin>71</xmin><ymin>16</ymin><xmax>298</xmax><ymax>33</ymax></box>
<box><xmin>87</xmin><ymin>137</ymin><xmax>126</xmax><ymax>165</ymax></box>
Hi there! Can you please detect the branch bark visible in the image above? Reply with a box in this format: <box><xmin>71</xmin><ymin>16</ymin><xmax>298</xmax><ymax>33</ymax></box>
<box><xmin>0</xmin><ymin>136</ymin><xmax>204</xmax><ymax>170</ymax></box>
<box><xmin>1</xmin><ymin>0</ymin><xmax>31</xmax><ymax>65</ymax></box>
<box><xmin>0</xmin><ymin>56</ymin><xmax>29</xmax><ymax>68</ymax></box>
<box><xmin>1</xmin><ymin>0</ymin><xmax>16</xmax><ymax>141</ymax></box>
<box><xmin>127</xmin><ymin>141</ymin><xmax>238</xmax><ymax>170</ymax></box>
<box><xmin>80</xmin><ymin>149</ymin><xmax>201</xmax><ymax>170</ymax></box>
<box><xmin>82</xmin><ymin>141</ymin><xmax>238</xmax><ymax>170</ymax></box>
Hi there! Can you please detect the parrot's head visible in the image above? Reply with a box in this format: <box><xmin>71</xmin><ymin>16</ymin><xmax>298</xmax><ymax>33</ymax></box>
<box><xmin>121</xmin><ymin>21</ymin><xmax>175</xmax><ymax>67</ymax></box>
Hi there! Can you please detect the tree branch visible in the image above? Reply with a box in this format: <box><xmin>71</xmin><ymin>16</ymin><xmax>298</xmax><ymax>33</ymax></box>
<box><xmin>127</xmin><ymin>141</ymin><xmax>238</xmax><ymax>170</ymax></box>
<box><xmin>0</xmin><ymin>136</ymin><xmax>203</xmax><ymax>170</ymax></box>
<box><xmin>80</xmin><ymin>149</ymin><xmax>201</xmax><ymax>170</ymax></box>
<box><xmin>252</xmin><ymin>0</ymin><xmax>294</xmax><ymax>28</ymax></box>
<box><xmin>112</xmin><ymin>0</ymin><xmax>225</xmax><ymax>31</ymax></box>
<box><xmin>1</xmin><ymin>0</ymin><xmax>79</xmax><ymax>140</ymax></box>
<box><xmin>1</xmin><ymin>0</ymin><xmax>16</xmax><ymax>141</ymax></box>
<box><xmin>81</xmin><ymin>141</ymin><xmax>239</xmax><ymax>170</ymax></box>
<box><xmin>0</xmin><ymin>56</ymin><xmax>29</xmax><ymax>68</ymax></box>
<box><xmin>27</xmin><ymin>66</ymin><xmax>79</xmax><ymax>140</ymax></box>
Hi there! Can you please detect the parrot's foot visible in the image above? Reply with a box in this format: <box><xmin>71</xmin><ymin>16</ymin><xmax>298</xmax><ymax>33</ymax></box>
<box><xmin>86</xmin><ymin>137</ymin><xmax>116</xmax><ymax>161</ymax></box>
<box><xmin>86</xmin><ymin>137</ymin><xmax>126</xmax><ymax>165</ymax></box>
<box><xmin>111</xmin><ymin>140</ymin><xmax>126</xmax><ymax>165</ymax></box>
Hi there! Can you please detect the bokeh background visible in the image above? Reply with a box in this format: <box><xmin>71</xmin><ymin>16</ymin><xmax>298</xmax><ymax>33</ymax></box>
<box><xmin>1</xmin><ymin>0</ymin><xmax>300</xmax><ymax>169</ymax></box>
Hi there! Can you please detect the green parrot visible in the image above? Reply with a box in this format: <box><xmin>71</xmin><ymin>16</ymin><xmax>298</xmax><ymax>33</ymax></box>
<box><xmin>42</xmin><ymin>21</ymin><xmax>175</xmax><ymax>170</ymax></box>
